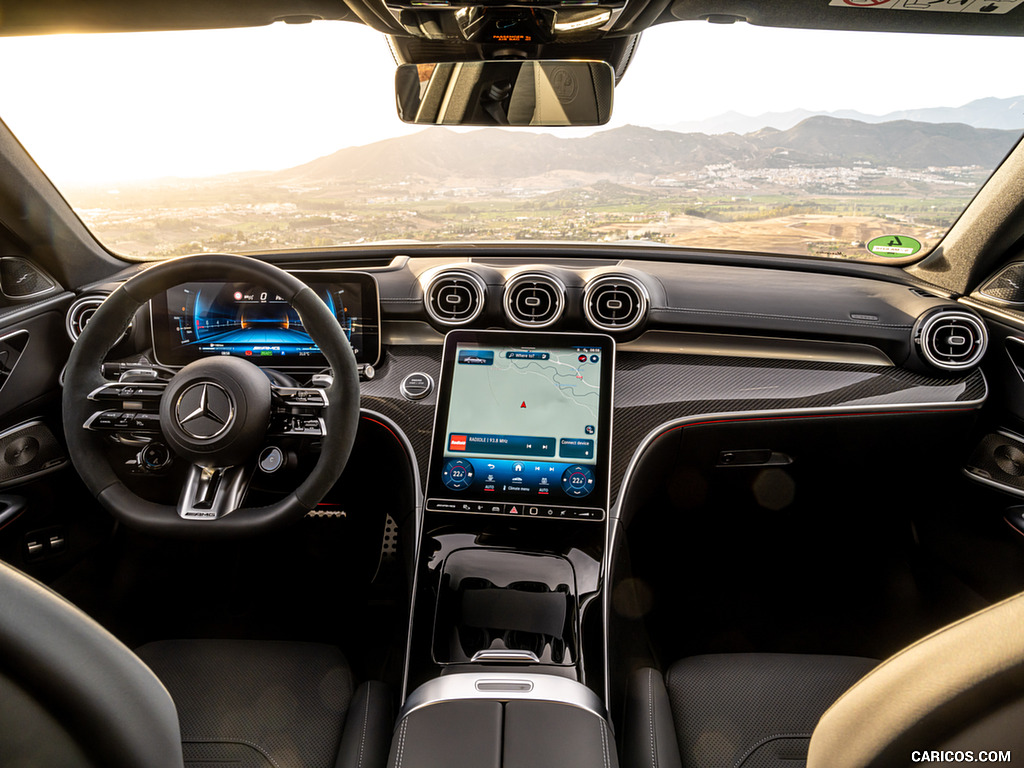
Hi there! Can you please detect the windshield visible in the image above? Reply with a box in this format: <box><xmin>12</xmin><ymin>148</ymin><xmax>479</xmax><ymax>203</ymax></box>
<box><xmin>1</xmin><ymin>22</ymin><xmax>1021</xmax><ymax>262</ymax></box>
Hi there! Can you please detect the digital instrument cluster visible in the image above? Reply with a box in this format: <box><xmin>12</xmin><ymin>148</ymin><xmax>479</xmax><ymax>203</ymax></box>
<box><xmin>150</xmin><ymin>272</ymin><xmax>380</xmax><ymax>368</ymax></box>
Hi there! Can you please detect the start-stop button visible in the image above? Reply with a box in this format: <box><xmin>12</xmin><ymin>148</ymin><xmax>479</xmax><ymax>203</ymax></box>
<box><xmin>401</xmin><ymin>373</ymin><xmax>434</xmax><ymax>401</ymax></box>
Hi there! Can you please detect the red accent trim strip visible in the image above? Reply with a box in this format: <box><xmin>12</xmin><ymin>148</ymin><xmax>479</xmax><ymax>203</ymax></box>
<box><xmin>651</xmin><ymin>407</ymin><xmax>974</xmax><ymax>441</ymax></box>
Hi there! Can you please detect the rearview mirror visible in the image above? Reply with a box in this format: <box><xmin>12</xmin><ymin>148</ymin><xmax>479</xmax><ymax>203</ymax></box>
<box><xmin>396</xmin><ymin>61</ymin><xmax>613</xmax><ymax>127</ymax></box>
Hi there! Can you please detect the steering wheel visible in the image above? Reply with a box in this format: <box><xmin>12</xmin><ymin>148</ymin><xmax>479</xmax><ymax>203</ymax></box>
<box><xmin>61</xmin><ymin>253</ymin><xmax>360</xmax><ymax>538</ymax></box>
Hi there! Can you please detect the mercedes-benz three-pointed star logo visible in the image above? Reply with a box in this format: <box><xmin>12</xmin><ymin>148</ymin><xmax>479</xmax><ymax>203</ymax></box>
<box><xmin>175</xmin><ymin>382</ymin><xmax>234</xmax><ymax>440</ymax></box>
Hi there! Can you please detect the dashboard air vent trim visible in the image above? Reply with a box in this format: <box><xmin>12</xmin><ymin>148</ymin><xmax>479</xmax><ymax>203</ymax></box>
<box><xmin>424</xmin><ymin>270</ymin><xmax>486</xmax><ymax>326</ymax></box>
<box><xmin>914</xmin><ymin>310</ymin><xmax>988</xmax><ymax>371</ymax></box>
<box><xmin>503</xmin><ymin>273</ymin><xmax>566</xmax><ymax>329</ymax></box>
<box><xmin>583</xmin><ymin>275</ymin><xmax>649</xmax><ymax>332</ymax></box>
<box><xmin>66</xmin><ymin>295</ymin><xmax>131</xmax><ymax>345</ymax></box>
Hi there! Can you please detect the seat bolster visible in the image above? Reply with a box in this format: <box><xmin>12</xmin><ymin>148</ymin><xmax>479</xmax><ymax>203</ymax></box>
<box><xmin>809</xmin><ymin>591</ymin><xmax>1024</xmax><ymax>768</ymax></box>
<box><xmin>335</xmin><ymin>681</ymin><xmax>395</xmax><ymax>768</ymax></box>
<box><xmin>621</xmin><ymin>667</ymin><xmax>683</xmax><ymax>768</ymax></box>
<box><xmin>0</xmin><ymin>561</ymin><xmax>183</xmax><ymax>768</ymax></box>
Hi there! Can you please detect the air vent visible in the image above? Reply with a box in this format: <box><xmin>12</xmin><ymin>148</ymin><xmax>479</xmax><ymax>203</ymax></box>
<box><xmin>424</xmin><ymin>270</ymin><xmax>486</xmax><ymax>326</ymax></box>
<box><xmin>504</xmin><ymin>273</ymin><xmax>566</xmax><ymax>328</ymax></box>
<box><xmin>583</xmin><ymin>275</ymin><xmax>649</xmax><ymax>332</ymax></box>
<box><xmin>979</xmin><ymin>263</ymin><xmax>1024</xmax><ymax>305</ymax></box>
<box><xmin>66</xmin><ymin>295</ymin><xmax>131</xmax><ymax>345</ymax></box>
<box><xmin>914</xmin><ymin>310</ymin><xmax>987</xmax><ymax>371</ymax></box>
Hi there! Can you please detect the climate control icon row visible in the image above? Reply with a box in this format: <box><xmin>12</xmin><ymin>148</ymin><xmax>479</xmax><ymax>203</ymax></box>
<box><xmin>441</xmin><ymin>458</ymin><xmax>595</xmax><ymax>497</ymax></box>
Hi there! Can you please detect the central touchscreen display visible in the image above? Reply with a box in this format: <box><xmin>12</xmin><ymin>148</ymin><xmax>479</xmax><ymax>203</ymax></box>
<box><xmin>426</xmin><ymin>330</ymin><xmax>613</xmax><ymax>520</ymax></box>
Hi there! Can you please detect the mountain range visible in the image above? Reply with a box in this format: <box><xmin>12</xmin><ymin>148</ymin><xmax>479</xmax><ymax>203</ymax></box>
<box><xmin>269</xmin><ymin>116</ymin><xmax>1023</xmax><ymax>186</ymax></box>
<box><xmin>661</xmin><ymin>96</ymin><xmax>1024</xmax><ymax>135</ymax></box>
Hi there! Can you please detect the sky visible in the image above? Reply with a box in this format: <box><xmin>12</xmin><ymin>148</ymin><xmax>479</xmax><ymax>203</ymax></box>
<box><xmin>0</xmin><ymin>19</ymin><xmax>1021</xmax><ymax>185</ymax></box>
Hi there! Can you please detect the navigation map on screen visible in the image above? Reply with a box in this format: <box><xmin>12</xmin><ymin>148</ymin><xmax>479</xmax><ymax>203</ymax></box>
<box><xmin>437</xmin><ymin>341</ymin><xmax>605</xmax><ymax>504</ymax></box>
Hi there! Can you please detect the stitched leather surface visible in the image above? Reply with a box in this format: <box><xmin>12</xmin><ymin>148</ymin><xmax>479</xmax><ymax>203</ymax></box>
<box><xmin>336</xmin><ymin>681</ymin><xmax>394</xmax><ymax>768</ymax></box>
<box><xmin>665</xmin><ymin>653</ymin><xmax>876</xmax><ymax>768</ymax></box>
<box><xmin>137</xmin><ymin>639</ymin><xmax>353</xmax><ymax>768</ymax></box>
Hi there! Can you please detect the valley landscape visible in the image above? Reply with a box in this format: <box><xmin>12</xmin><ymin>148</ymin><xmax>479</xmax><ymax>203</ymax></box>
<box><xmin>66</xmin><ymin>99</ymin><xmax>1024</xmax><ymax>261</ymax></box>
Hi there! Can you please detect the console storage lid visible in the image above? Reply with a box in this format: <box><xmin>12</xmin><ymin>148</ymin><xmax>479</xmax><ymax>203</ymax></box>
<box><xmin>389</xmin><ymin>674</ymin><xmax>618</xmax><ymax>768</ymax></box>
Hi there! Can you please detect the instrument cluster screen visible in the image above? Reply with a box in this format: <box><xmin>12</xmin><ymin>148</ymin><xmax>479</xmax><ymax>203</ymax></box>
<box><xmin>151</xmin><ymin>272</ymin><xmax>379</xmax><ymax>368</ymax></box>
<box><xmin>426</xmin><ymin>330</ymin><xmax>613</xmax><ymax>520</ymax></box>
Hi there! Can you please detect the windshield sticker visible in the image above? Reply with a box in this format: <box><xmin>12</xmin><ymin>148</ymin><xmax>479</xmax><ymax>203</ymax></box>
<box><xmin>866</xmin><ymin>235</ymin><xmax>923</xmax><ymax>257</ymax></box>
<box><xmin>829</xmin><ymin>0</ymin><xmax>1022</xmax><ymax>12</ymax></box>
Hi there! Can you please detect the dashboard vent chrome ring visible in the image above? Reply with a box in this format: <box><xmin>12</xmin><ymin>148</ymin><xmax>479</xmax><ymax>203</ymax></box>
<box><xmin>583</xmin><ymin>275</ymin><xmax>649</xmax><ymax>332</ymax></box>
<box><xmin>504</xmin><ymin>273</ymin><xmax>566</xmax><ymax>329</ymax></box>
<box><xmin>424</xmin><ymin>270</ymin><xmax>486</xmax><ymax>326</ymax></box>
<box><xmin>914</xmin><ymin>310</ymin><xmax>988</xmax><ymax>371</ymax></box>
<box><xmin>66</xmin><ymin>295</ymin><xmax>132</xmax><ymax>346</ymax></box>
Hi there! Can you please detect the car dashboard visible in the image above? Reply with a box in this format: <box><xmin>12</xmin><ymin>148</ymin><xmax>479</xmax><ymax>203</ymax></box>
<box><xmin>70</xmin><ymin>249</ymin><xmax>988</xmax><ymax>516</ymax></box>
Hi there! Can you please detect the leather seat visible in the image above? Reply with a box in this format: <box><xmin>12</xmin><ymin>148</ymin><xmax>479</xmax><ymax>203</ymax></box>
<box><xmin>0</xmin><ymin>559</ymin><xmax>183</xmax><ymax>768</ymax></box>
<box><xmin>0</xmin><ymin>559</ymin><xmax>392</xmax><ymax>768</ymax></box>
<box><xmin>137</xmin><ymin>639</ymin><xmax>393</xmax><ymax>768</ymax></box>
<box><xmin>623</xmin><ymin>590</ymin><xmax>1024</xmax><ymax>768</ymax></box>
<box><xmin>622</xmin><ymin>653</ymin><xmax>876</xmax><ymax>768</ymax></box>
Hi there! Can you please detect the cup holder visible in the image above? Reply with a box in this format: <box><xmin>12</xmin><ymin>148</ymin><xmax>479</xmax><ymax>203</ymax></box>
<box><xmin>432</xmin><ymin>549</ymin><xmax>578</xmax><ymax>666</ymax></box>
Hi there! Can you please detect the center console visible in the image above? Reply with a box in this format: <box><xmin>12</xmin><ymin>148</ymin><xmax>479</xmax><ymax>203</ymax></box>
<box><xmin>394</xmin><ymin>329</ymin><xmax>618</xmax><ymax>767</ymax></box>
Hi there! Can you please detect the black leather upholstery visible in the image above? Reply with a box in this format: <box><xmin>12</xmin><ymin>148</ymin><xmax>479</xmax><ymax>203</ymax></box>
<box><xmin>0</xmin><ymin>560</ymin><xmax>183</xmax><ymax>768</ymax></box>
<box><xmin>388</xmin><ymin>700</ymin><xmax>504</xmax><ymax>768</ymax></box>
<box><xmin>387</xmin><ymin>698</ymin><xmax>618</xmax><ymax>768</ymax></box>
<box><xmin>336</xmin><ymin>680</ymin><xmax>395</xmax><ymax>768</ymax></box>
<box><xmin>622</xmin><ymin>654</ymin><xmax>876</xmax><ymax>768</ymax></box>
<box><xmin>503</xmin><ymin>700</ymin><xmax>618</xmax><ymax>768</ymax></box>
<box><xmin>809</xmin><ymin>590</ymin><xmax>1024</xmax><ymax>768</ymax></box>
<box><xmin>622</xmin><ymin>667</ymin><xmax>683</xmax><ymax>768</ymax></box>
<box><xmin>137</xmin><ymin>639</ymin><xmax>389</xmax><ymax>768</ymax></box>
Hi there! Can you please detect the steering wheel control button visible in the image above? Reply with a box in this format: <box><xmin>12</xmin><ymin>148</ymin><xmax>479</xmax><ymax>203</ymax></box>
<box><xmin>441</xmin><ymin>459</ymin><xmax>475</xmax><ymax>491</ymax></box>
<box><xmin>138</xmin><ymin>443</ymin><xmax>172</xmax><ymax>470</ymax></box>
<box><xmin>85</xmin><ymin>411</ymin><xmax>121</xmax><ymax>430</ymax></box>
<box><xmin>89</xmin><ymin>382</ymin><xmax>167</xmax><ymax>401</ymax></box>
<box><xmin>561</xmin><ymin>465</ymin><xmax>595</xmax><ymax>497</ymax></box>
<box><xmin>273</xmin><ymin>386</ymin><xmax>329</xmax><ymax>407</ymax></box>
<box><xmin>400</xmin><ymin>372</ymin><xmax>434</xmax><ymax>400</ymax></box>
<box><xmin>258</xmin><ymin>446</ymin><xmax>285</xmax><ymax>473</ymax></box>
<box><xmin>175</xmin><ymin>382</ymin><xmax>234</xmax><ymax>440</ymax></box>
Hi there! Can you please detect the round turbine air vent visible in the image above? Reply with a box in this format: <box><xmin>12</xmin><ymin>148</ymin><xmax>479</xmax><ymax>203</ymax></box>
<box><xmin>504</xmin><ymin>273</ymin><xmax>566</xmax><ymax>328</ymax></box>
<box><xmin>583</xmin><ymin>275</ymin><xmax>649</xmax><ymax>332</ymax></box>
<box><xmin>424</xmin><ymin>270</ymin><xmax>486</xmax><ymax>326</ymax></box>
<box><xmin>66</xmin><ymin>295</ymin><xmax>131</xmax><ymax>345</ymax></box>
<box><xmin>914</xmin><ymin>310</ymin><xmax>987</xmax><ymax>371</ymax></box>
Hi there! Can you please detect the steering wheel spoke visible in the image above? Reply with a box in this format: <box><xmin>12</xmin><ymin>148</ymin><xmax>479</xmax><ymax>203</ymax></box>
<box><xmin>177</xmin><ymin>463</ymin><xmax>252</xmax><ymax>521</ymax></box>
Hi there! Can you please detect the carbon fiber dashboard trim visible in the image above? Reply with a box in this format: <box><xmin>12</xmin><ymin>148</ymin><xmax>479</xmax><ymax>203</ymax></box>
<box><xmin>359</xmin><ymin>346</ymin><xmax>440</xmax><ymax>482</ymax></box>
<box><xmin>609</xmin><ymin>352</ymin><xmax>985</xmax><ymax>504</ymax></box>
<box><xmin>362</xmin><ymin>347</ymin><xmax>986</xmax><ymax>506</ymax></box>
